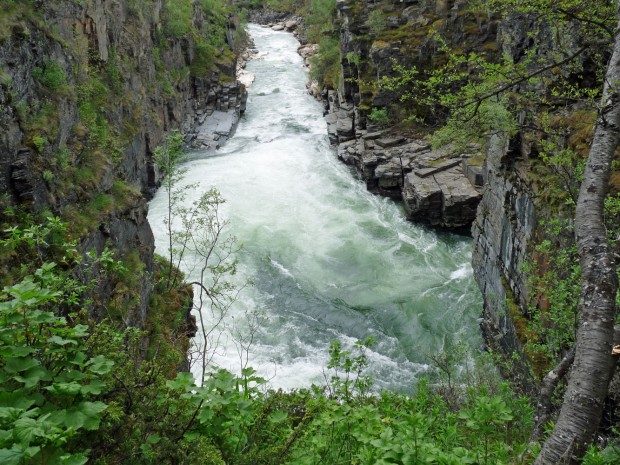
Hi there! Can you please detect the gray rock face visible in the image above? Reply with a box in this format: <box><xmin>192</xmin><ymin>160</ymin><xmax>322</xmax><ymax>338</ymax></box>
<box><xmin>471</xmin><ymin>135</ymin><xmax>537</xmax><ymax>392</ymax></box>
<box><xmin>188</xmin><ymin>80</ymin><xmax>247</xmax><ymax>150</ymax></box>
<box><xmin>0</xmin><ymin>0</ymin><xmax>245</xmax><ymax>335</ymax></box>
<box><xmin>332</xmin><ymin>122</ymin><xmax>483</xmax><ymax>228</ymax></box>
<box><xmin>315</xmin><ymin>0</ymin><xmax>489</xmax><ymax>231</ymax></box>
<box><xmin>376</xmin><ymin>136</ymin><xmax>406</xmax><ymax>148</ymax></box>
<box><xmin>325</xmin><ymin>93</ymin><xmax>356</xmax><ymax>143</ymax></box>
<box><xmin>403</xmin><ymin>166</ymin><xmax>481</xmax><ymax>229</ymax></box>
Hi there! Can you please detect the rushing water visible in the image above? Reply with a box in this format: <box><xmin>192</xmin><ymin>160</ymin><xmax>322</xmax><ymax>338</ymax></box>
<box><xmin>148</xmin><ymin>25</ymin><xmax>482</xmax><ymax>391</ymax></box>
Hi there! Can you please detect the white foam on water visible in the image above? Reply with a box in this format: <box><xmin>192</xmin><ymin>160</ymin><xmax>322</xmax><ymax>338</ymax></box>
<box><xmin>270</xmin><ymin>258</ymin><xmax>294</xmax><ymax>278</ymax></box>
<box><xmin>450</xmin><ymin>263</ymin><xmax>473</xmax><ymax>281</ymax></box>
<box><xmin>148</xmin><ymin>24</ymin><xmax>483</xmax><ymax>392</ymax></box>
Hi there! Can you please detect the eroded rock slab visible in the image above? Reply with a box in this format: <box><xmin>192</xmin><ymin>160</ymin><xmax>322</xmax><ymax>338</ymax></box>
<box><xmin>327</xmin><ymin>122</ymin><xmax>484</xmax><ymax>229</ymax></box>
<box><xmin>193</xmin><ymin>110</ymin><xmax>238</xmax><ymax>150</ymax></box>
<box><xmin>403</xmin><ymin>166</ymin><xmax>481</xmax><ymax>229</ymax></box>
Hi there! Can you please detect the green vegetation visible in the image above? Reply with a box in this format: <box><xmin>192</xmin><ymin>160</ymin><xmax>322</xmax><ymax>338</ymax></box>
<box><xmin>373</xmin><ymin>1</ymin><xmax>619</xmax><ymax>388</ymax></box>
<box><xmin>2</xmin><ymin>0</ymin><xmax>619</xmax><ymax>463</ymax></box>
<box><xmin>368</xmin><ymin>107</ymin><xmax>389</xmax><ymax>127</ymax></box>
<box><xmin>162</xmin><ymin>0</ymin><xmax>194</xmax><ymax>38</ymax></box>
<box><xmin>0</xmin><ymin>205</ymin><xmax>540</xmax><ymax>465</ymax></box>
<box><xmin>161</xmin><ymin>0</ymin><xmax>242</xmax><ymax>76</ymax></box>
<box><xmin>32</xmin><ymin>61</ymin><xmax>67</xmax><ymax>93</ymax></box>
<box><xmin>309</xmin><ymin>36</ymin><xmax>340</xmax><ymax>89</ymax></box>
<box><xmin>367</xmin><ymin>9</ymin><xmax>387</xmax><ymax>36</ymax></box>
<box><xmin>305</xmin><ymin>0</ymin><xmax>339</xmax><ymax>89</ymax></box>
<box><xmin>519</xmin><ymin>219</ymin><xmax>581</xmax><ymax>377</ymax></box>
<box><xmin>0</xmin><ymin>267</ymin><xmax>110</xmax><ymax>465</ymax></box>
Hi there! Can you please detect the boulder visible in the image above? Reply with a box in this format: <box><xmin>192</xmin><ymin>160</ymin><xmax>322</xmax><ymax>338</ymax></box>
<box><xmin>435</xmin><ymin>169</ymin><xmax>482</xmax><ymax>228</ymax></box>
<box><xmin>403</xmin><ymin>166</ymin><xmax>481</xmax><ymax>229</ymax></box>
<box><xmin>336</xmin><ymin>109</ymin><xmax>355</xmax><ymax>141</ymax></box>
<box><xmin>403</xmin><ymin>172</ymin><xmax>444</xmax><ymax>225</ymax></box>
<box><xmin>285</xmin><ymin>20</ymin><xmax>298</xmax><ymax>31</ymax></box>
<box><xmin>307</xmin><ymin>80</ymin><xmax>322</xmax><ymax>98</ymax></box>
<box><xmin>271</xmin><ymin>24</ymin><xmax>284</xmax><ymax>31</ymax></box>
<box><xmin>375</xmin><ymin>160</ymin><xmax>406</xmax><ymax>197</ymax></box>
<box><xmin>325</xmin><ymin>112</ymin><xmax>339</xmax><ymax>145</ymax></box>
<box><xmin>462</xmin><ymin>158</ymin><xmax>486</xmax><ymax>186</ymax></box>
<box><xmin>298</xmin><ymin>43</ymin><xmax>319</xmax><ymax>60</ymax></box>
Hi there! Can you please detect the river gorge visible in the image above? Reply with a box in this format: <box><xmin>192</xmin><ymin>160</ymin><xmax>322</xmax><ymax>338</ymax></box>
<box><xmin>148</xmin><ymin>25</ymin><xmax>482</xmax><ymax>391</ymax></box>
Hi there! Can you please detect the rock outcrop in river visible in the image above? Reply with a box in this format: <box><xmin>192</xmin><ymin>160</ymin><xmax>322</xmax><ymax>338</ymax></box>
<box><xmin>333</xmin><ymin>124</ymin><xmax>483</xmax><ymax>230</ymax></box>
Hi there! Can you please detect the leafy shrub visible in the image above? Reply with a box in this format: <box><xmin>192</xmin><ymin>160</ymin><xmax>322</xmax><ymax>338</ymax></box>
<box><xmin>0</xmin><ymin>267</ymin><xmax>112</xmax><ymax>465</ymax></box>
<box><xmin>42</xmin><ymin>170</ymin><xmax>54</xmax><ymax>184</ymax></box>
<box><xmin>367</xmin><ymin>9</ymin><xmax>387</xmax><ymax>35</ymax></box>
<box><xmin>55</xmin><ymin>147</ymin><xmax>70</xmax><ymax>171</ymax></box>
<box><xmin>31</xmin><ymin>135</ymin><xmax>46</xmax><ymax>153</ymax></box>
<box><xmin>368</xmin><ymin>107</ymin><xmax>390</xmax><ymax>127</ymax></box>
<box><xmin>32</xmin><ymin>61</ymin><xmax>67</xmax><ymax>92</ymax></box>
<box><xmin>345</xmin><ymin>52</ymin><xmax>361</xmax><ymax>66</ymax></box>
<box><xmin>263</xmin><ymin>0</ymin><xmax>299</xmax><ymax>12</ymax></box>
<box><xmin>163</xmin><ymin>0</ymin><xmax>194</xmax><ymax>38</ymax></box>
<box><xmin>0</xmin><ymin>214</ymin><xmax>536</xmax><ymax>465</ymax></box>
<box><xmin>310</xmin><ymin>36</ymin><xmax>340</xmax><ymax>89</ymax></box>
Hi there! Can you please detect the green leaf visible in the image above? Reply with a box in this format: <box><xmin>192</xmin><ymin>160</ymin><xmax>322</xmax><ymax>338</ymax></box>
<box><xmin>52</xmin><ymin>402</ymin><xmax>107</xmax><ymax>431</ymax></box>
<box><xmin>13</xmin><ymin>417</ymin><xmax>44</xmax><ymax>445</ymax></box>
<box><xmin>166</xmin><ymin>372</ymin><xmax>195</xmax><ymax>391</ymax></box>
<box><xmin>0</xmin><ymin>346</ymin><xmax>34</xmax><ymax>357</ymax></box>
<box><xmin>59</xmin><ymin>410</ymin><xmax>86</xmax><ymax>430</ymax></box>
<box><xmin>0</xmin><ymin>429</ymin><xmax>12</xmax><ymax>442</ymax></box>
<box><xmin>0</xmin><ymin>446</ymin><xmax>23</xmax><ymax>465</ymax></box>
<box><xmin>46</xmin><ymin>382</ymin><xmax>82</xmax><ymax>396</ymax></box>
<box><xmin>78</xmin><ymin>401</ymin><xmax>107</xmax><ymax>417</ymax></box>
<box><xmin>48</xmin><ymin>335</ymin><xmax>77</xmax><ymax>346</ymax></box>
<box><xmin>69</xmin><ymin>325</ymin><xmax>89</xmax><ymax>338</ymax></box>
<box><xmin>80</xmin><ymin>379</ymin><xmax>107</xmax><ymax>395</ymax></box>
<box><xmin>59</xmin><ymin>453</ymin><xmax>88</xmax><ymax>465</ymax></box>
<box><xmin>0</xmin><ymin>407</ymin><xmax>22</xmax><ymax>421</ymax></box>
<box><xmin>0</xmin><ymin>393</ymin><xmax>35</xmax><ymax>410</ymax></box>
<box><xmin>87</xmin><ymin>356</ymin><xmax>114</xmax><ymax>375</ymax></box>
<box><xmin>69</xmin><ymin>351</ymin><xmax>88</xmax><ymax>366</ymax></box>
<box><xmin>268</xmin><ymin>410</ymin><xmax>288</xmax><ymax>424</ymax></box>
<box><xmin>197</xmin><ymin>407</ymin><xmax>214</xmax><ymax>424</ymax></box>
<box><xmin>14</xmin><ymin>365</ymin><xmax>50</xmax><ymax>389</ymax></box>
<box><xmin>76</xmin><ymin>401</ymin><xmax>107</xmax><ymax>430</ymax></box>
<box><xmin>30</xmin><ymin>310</ymin><xmax>63</xmax><ymax>324</ymax></box>
<box><xmin>23</xmin><ymin>446</ymin><xmax>40</xmax><ymax>459</ymax></box>
<box><xmin>4</xmin><ymin>357</ymin><xmax>40</xmax><ymax>374</ymax></box>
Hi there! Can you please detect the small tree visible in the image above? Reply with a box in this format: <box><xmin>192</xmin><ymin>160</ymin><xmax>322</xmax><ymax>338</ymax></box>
<box><xmin>154</xmin><ymin>130</ymin><xmax>191</xmax><ymax>290</ymax></box>
<box><xmin>154</xmin><ymin>133</ymin><xmax>250</xmax><ymax>386</ymax></box>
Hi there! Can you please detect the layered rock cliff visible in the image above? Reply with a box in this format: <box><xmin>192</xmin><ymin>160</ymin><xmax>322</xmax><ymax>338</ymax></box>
<box><xmin>321</xmin><ymin>0</ymin><xmax>496</xmax><ymax>230</ymax></box>
<box><xmin>0</xmin><ymin>0</ymin><xmax>246</xmax><ymax>336</ymax></box>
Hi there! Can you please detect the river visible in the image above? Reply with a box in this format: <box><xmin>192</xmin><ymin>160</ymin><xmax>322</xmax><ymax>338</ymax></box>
<box><xmin>148</xmin><ymin>24</ymin><xmax>482</xmax><ymax>391</ymax></box>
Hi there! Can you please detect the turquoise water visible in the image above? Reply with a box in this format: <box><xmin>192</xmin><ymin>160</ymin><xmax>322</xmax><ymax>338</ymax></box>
<box><xmin>148</xmin><ymin>25</ymin><xmax>482</xmax><ymax>391</ymax></box>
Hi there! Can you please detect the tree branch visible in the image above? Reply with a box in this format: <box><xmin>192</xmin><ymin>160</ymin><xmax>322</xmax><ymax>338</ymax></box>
<box><xmin>463</xmin><ymin>44</ymin><xmax>603</xmax><ymax>109</ymax></box>
<box><xmin>554</xmin><ymin>7</ymin><xmax>615</xmax><ymax>38</ymax></box>
<box><xmin>532</xmin><ymin>348</ymin><xmax>576</xmax><ymax>440</ymax></box>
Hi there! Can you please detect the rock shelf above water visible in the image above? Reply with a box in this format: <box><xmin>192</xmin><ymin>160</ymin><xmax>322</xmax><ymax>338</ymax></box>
<box><xmin>333</xmin><ymin>124</ymin><xmax>484</xmax><ymax>230</ymax></box>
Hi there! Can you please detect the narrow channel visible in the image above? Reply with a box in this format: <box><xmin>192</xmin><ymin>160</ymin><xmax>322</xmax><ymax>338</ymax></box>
<box><xmin>148</xmin><ymin>24</ymin><xmax>482</xmax><ymax>391</ymax></box>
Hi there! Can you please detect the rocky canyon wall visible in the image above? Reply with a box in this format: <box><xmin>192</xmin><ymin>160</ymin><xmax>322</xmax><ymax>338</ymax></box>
<box><xmin>0</xmin><ymin>0</ymin><xmax>246</xmax><ymax>336</ymax></box>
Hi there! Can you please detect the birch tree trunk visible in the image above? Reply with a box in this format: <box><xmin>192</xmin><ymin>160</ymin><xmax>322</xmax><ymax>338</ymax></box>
<box><xmin>534</xmin><ymin>7</ymin><xmax>620</xmax><ymax>464</ymax></box>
